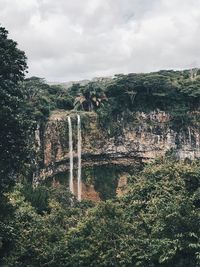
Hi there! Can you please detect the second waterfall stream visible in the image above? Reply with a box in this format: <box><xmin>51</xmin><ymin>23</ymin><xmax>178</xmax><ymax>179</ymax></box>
<box><xmin>77</xmin><ymin>114</ymin><xmax>82</xmax><ymax>201</ymax></box>
<box><xmin>67</xmin><ymin>114</ymin><xmax>82</xmax><ymax>201</ymax></box>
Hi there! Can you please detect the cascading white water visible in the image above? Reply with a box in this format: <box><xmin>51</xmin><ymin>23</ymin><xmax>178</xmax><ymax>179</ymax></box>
<box><xmin>188</xmin><ymin>127</ymin><xmax>192</xmax><ymax>147</ymax></box>
<box><xmin>68</xmin><ymin>116</ymin><xmax>74</xmax><ymax>194</ymax></box>
<box><xmin>35</xmin><ymin>124</ymin><xmax>41</xmax><ymax>152</ymax></box>
<box><xmin>77</xmin><ymin>114</ymin><xmax>82</xmax><ymax>201</ymax></box>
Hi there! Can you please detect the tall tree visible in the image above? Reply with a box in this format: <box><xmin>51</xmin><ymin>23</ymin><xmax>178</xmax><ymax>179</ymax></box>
<box><xmin>0</xmin><ymin>26</ymin><xmax>30</xmax><ymax>193</ymax></box>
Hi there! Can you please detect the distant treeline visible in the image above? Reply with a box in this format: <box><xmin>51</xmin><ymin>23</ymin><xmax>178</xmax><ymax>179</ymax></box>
<box><xmin>24</xmin><ymin>69</ymin><xmax>200</xmax><ymax>132</ymax></box>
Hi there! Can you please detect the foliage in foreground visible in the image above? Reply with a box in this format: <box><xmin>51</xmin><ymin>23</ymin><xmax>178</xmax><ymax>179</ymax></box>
<box><xmin>1</xmin><ymin>159</ymin><xmax>199</xmax><ymax>267</ymax></box>
<box><xmin>1</xmin><ymin>184</ymin><xmax>93</xmax><ymax>266</ymax></box>
<box><xmin>0</xmin><ymin>26</ymin><xmax>30</xmax><ymax>194</ymax></box>
<box><xmin>64</xmin><ymin>159</ymin><xmax>200</xmax><ymax>267</ymax></box>
<box><xmin>0</xmin><ymin>26</ymin><xmax>35</xmax><ymax>261</ymax></box>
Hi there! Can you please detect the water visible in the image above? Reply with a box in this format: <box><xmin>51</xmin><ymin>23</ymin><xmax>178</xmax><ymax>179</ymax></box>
<box><xmin>188</xmin><ymin>127</ymin><xmax>192</xmax><ymax>147</ymax></box>
<box><xmin>35</xmin><ymin>124</ymin><xmax>41</xmax><ymax>152</ymax></box>
<box><xmin>33</xmin><ymin>124</ymin><xmax>41</xmax><ymax>187</ymax></box>
<box><xmin>68</xmin><ymin>116</ymin><xmax>74</xmax><ymax>194</ymax></box>
<box><xmin>77</xmin><ymin>114</ymin><xmax>82</xmax><ymax>201</ymax></box>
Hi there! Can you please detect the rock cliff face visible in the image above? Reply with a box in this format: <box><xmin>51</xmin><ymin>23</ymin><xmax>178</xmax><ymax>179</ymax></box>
<box><xmin>36</xmin><ymin>110</ymin><xmax>200</xmax><ymax>200</ymax></box>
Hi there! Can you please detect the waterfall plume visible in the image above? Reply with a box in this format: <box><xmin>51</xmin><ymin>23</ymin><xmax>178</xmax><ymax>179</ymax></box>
<box><xmin>77</xmin><ymin>114</ymin><xmax>82</xmax><ymax>201</ymax></box>
<box><xmin>68</xmin><ymin>116</ymin><xmax>74</xmax><ymax>194</ymax></box>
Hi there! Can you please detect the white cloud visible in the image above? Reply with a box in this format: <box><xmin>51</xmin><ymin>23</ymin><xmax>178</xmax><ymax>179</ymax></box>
<box><xmin>0</xmin><ymin>0</ymin><xmax>200</xmax><ymax>81</ymax></box>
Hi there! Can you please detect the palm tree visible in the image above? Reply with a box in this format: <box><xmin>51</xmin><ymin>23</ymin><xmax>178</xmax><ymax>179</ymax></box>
<box><xmin>73</xmin><ymin>82</ymin><xmax>107</xmax><ymax>111</ymax></box>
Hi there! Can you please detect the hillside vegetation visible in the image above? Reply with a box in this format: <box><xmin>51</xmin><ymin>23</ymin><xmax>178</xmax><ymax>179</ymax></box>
<box><xmin>1</xmin><ymin>158</ymin><xmax>200</xmax><ymax>266</ymax></box>
<box><xmin>23</xmin><ymin>69</ymin><xmax>200</xmax><ymax>133</ymax></box>
<box><xmin>0</xmin><ymin>26</ymin><xmax>200</xmax><ymax>267</ymax></box>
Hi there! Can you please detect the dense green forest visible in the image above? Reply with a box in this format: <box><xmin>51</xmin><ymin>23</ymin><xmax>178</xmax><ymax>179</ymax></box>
<box><xmin>0</xmin><ymin>26</ymin><xmax>200</xmax><ymax>266</ymax></box>
<box><xmin>23</xmin><ymin>64</ymin><xmax>200</xmax><ymax>123</ymax></box>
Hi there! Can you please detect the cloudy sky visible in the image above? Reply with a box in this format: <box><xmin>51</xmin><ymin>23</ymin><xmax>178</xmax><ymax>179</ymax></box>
<box><xmin>1</xmin><ymin>0</ymin><xmax>200</xmax><ymax>82</ymax></box>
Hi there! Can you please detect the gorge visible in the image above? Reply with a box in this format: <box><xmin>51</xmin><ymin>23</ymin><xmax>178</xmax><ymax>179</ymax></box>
<box><xmin>29</xmin><ymin>69</ymin><xmax>200</xmax><ymax>202</ymax></box>
<box><xmin>1</xmin><ymin>24</ymin><xmax>200</xmax><ymax>267</ymax></box>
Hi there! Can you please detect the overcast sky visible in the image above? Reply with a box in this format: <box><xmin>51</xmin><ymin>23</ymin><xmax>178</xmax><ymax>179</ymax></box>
<box><xmin>1</xmin><ymin>0</ymin><xmax>200</xmax><ymax>82</ymax></box>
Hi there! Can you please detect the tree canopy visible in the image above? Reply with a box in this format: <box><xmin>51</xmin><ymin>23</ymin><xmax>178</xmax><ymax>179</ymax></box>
<box><xmin>0</xmin><ymin>26</ymin><xmax>29</xmax><ymax>193</ymax></box>
<box><xmin>1</xmin><ymin>159</ymin><xmax>199</xmax><ymax>267</ymax></box>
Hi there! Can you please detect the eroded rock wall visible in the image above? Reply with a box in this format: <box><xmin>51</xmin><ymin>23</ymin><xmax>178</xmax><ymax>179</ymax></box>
<box><xmin>35</xmin><ymin>110</ymin><xmax>200</xmax><ymax>201</ymax></box>
<box><xmin>39</xmin><ymin>110</ymin><xmax>200</xmax><ymax>174</ymax></box>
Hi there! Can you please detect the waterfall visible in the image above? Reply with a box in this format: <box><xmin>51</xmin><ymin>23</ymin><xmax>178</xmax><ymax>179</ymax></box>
<box><xmin>33</xmin><ymin>124</ymin><xmax>41</xmax><ymax>187</ymax></box>
<box><xmin>188</xmin><ymin>127</ymin><xmax>192</xmax><ymax>147</ymax></box>
<box><xmin>67</xmin><ymin>114</ymin><xmax>82</xmax><ymax>200</ymax></box>
<box><xmin>77</xmin><ymin>114</ymin><xmax>82</xmax><ymax>201</ymax></box>
<box><xmin>68</xmin><ymin>116</ymin><xmax>74</xmax><ymax>194</ymax></box>
<box><xmin>35</xmin><ymin>124</ymin><xmax>41</xmax><ymax>152</ymax></box>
